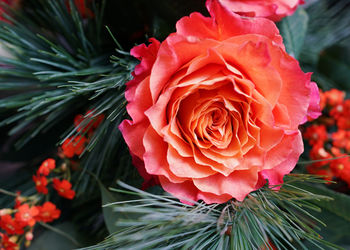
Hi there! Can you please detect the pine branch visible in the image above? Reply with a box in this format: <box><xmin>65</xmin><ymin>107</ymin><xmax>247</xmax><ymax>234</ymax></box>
<box><xmin>81</xmin><ymin>175</ymin><xmax>340</xmax><ymax>250</ymax></box>
<box><xmin>0</xmin><ymin>0</ymin><xmax>138</xmax><ymax>194</ymax></box>
<box><xmin>0</xmin><ymin>0</ymin><xmax>127</xmax><ymax>148</ymax></box>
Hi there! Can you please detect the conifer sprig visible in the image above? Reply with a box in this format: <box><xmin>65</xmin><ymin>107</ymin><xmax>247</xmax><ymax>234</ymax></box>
<box><xmin>82</xmin><ymin>175</ymin><xmax>340</xmax><ymax>250</ymax></box>
<box><xmin>0</xmin><ymin>0</ymin><xmax>115</xmax><ymax>147</ymax></box>
<box><xmin>0</xmin><ymin>0</ymin><xmax>136</xmax><ymax>194</ymax></box>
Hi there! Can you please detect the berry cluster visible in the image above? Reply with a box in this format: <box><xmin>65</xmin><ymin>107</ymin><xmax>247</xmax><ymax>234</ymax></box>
<box><xmin>303</xmin><ymin>89</ymin><xmax>350</xmax><ymax>186</ymax></box>
<box><xmin>0</xmin><ymin>158</ymin><xmax>65</xmax><ymax>249</ymax></box>
<box><xmin>61</xmin><ymin>110</ymin><xmax>104</xmax><ymax>158</ymax></box>
<box><xmin>33</xmin><ymin>158</ymin><xmax>75</xmax><ymax>199</ymax></box>
<box><xmin>0</xmin><ymin>110</ymin><xmax>103</xmax><ymax>249</ymax></box>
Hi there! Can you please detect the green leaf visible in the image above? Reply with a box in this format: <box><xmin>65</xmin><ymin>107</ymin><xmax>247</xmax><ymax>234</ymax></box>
<box><xmin>99</xmin><ymin>182</ymin><xmax>140</xmax><ymax>235</ymax></box>
<box><xmin>315</xmin><ymin>209</ymin><xmax>350</xmax><ymax>247</ymax></box>
<box><xmin>99</xmin><ymin>183</ymin><xmax>123</xmax><ymax>234</ymax></box>
<box><xmin>318</xmin><ymin>45</ymin><xmax>350</xmax><ymax>91</ymax></box>
<box><xmin>296</xmin><ymin>183</ymin><xmax>350</xmax><ymax>222</ymax></box>
<box><xmin>296</xmin><ymin>183</ymin><xmax>350</xmax><ymax>247</ymax></box>
<box><xmin>28</xmin><ymin>222</ymin><xmax>82</xmax><ymax>250</ymax></box>
<box><xmin>279</xmin><ymin>8</ymin><xmax>309</xmax><ymax>59</ymax></box>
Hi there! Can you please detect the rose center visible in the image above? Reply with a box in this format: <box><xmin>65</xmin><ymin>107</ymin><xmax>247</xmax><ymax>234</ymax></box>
<box><xmin>206</xmin><ymin>108</ymin><xmax>228</xmax><ymax>137</ymax></box>
<box><xmin>195</xmin><ymin>102</ymin><xmax>233</xmax><ymax>149</ymax></box>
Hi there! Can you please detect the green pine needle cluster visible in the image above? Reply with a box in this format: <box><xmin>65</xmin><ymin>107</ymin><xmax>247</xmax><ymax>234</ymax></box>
<box><xmin>0</xmin><ymin>0</ymin><xmax>117</xmax><ymax>146</ymax></box>
<box><xmin>83</xmin><ymin>175</ymin><xmax>339</xmax><ymax>250</ymax></box>
<box><xmin>0</xmin><ymin>0</ymin><xmax>137</xmax><ymax>195</ymax></box>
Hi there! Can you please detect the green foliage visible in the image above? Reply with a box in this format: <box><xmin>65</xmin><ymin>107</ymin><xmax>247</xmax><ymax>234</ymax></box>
<box><xmin>1</xmin><ymin>0</ymin><xmax>350</xmax><ymax>249</ymax></box>
<box><xmin>313</xmin><ymin>210</ymin><xmax>350</xmax><ymax>247</ymax></box>
<box><xmin>317</xmin><ymin>45</ymin><xmax>350</xmax><ymax>91</ymax></box>
<box><xmin>100</xmin><ymin>182</ymin><xmax>124</xmax><ymax>234</ymax></box>
<box><xmin>28</xmin><ymin>222</ymin><xmax>83</xmax><ymax>250</ymax></box>
<box><xmin>0</xmin><ymin>0</ymin><xmax>111</xmax><ymax>147</ymax></box>
<box><xmin>0</xmin><ymin>0</ymin><xmax>138</xmax><ymax>195</ymax></box>
<box><xmin>297</xmin><ymin>183</ymin><xmax>350</xmax><ymax>223</ymax></box>
<box><xmin>297</xmin><ymin>0</ymin><xmax>350</xmax><ymax>93</ymax></box>
<box><xmin>82</xmin><ymin>175</ymin><xmax>340</xmax><ymax>250</ymax></box>
<box><xmin>302</xmin><ymin>0</ymin><xmax>350</xmax><ymax>65</ymax></box>
<box><xmin>293</xmin><ymin>183</ymin><xmax>350</xmax><ymax>248</ymax></box>
<box><xmin>0</xmin><ymin>2</ymin><xmax>139</xmax><ymax>245</ymax></box>
<box><xmin>278</xmin><ymin>8</ymin><xmax>308</xmax><ymax>59</ymax></box>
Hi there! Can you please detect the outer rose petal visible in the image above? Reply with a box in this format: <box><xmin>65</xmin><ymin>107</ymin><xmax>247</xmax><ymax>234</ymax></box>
<box><xmin>304</xmin><ymin>81</ymin><xmax>321</xmax><ymax>122</ymax></box>
<box><xmin>130</xmin><ymin>38</ymin><xmax>160</xmax><ymax>78</ymax></box>
<box><xmin>125</xmin><ymin>38</ymin><xmax>160</xmax><ymax>123</ymax></box>
<box><xmin>267</xmin><ymin>43</ymin><xmax>312</xmax><ymax>129</ymax></box>
<box><xmin>217</xmin><ymin>0</ymin><xmax>304</xmax><ymax>22</ymax></box>
<box><xmin>205</xmin><ymin>0</ymin><xmax>284</xmax><ymax>46</ymax></box>
<box><xmin>159</xmin><ymin>176</ymin><xmax>232</xmax><ymax>205</ymax></box>
<box><xmin>119</xmin><ymin>119</ymin><xmax>148</xmax><ymax>160</ymax></box>
<box><xmin>149</xmin><ymin>2</ymin><xmax>284</xmax><ymax>103</ymax></box>
<box><xmin>261</xmin><ymin>131</ymin><xmax>303</xmax><ymax>186</ymax></box>
<box><xmin>193</xmin><ymin>168</ymin><xmax>259</xmax><ymax>201</ymax></box>
<box><xmin>119</xmin><ymin>38</ymin><xmax>161</xmax><ymax>176</ymax></box>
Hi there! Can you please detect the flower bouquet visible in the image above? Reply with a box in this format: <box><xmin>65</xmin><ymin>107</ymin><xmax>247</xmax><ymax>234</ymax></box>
<box><xmin>0</xmin><ymin>0</ymin><xmax>350</xmax><ymax>249</ymax></box>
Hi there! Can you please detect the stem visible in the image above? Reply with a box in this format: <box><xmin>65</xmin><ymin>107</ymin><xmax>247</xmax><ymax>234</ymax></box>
<box><xmin>38</xmin><ymin>222</ymin><xmax>81</xmax><ymax>247</ymax></box>
<box><xmin>298</xmin><ymin>154</ymin><xmax>350</xmax><ymax>165</ymax></box>
<box><xmin>0</xmin><ymin>188</ymin><xmax>18</xmax><ymax>197</ymax></box>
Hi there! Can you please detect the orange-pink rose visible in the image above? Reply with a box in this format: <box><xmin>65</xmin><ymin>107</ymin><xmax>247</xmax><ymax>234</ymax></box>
<box><xmin>119</xmin><ymin>0</ymin><xmax>320</xmax><ymax>204</ymax></box>
<box><xmin>219</xmin><ymin>0</ymin><xmax>304</xmax><ymax>21</ymax></box>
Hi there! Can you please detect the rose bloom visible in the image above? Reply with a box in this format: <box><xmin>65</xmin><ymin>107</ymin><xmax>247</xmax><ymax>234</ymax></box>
<box><xmin>218</xmin><ymin>0</ymin><xmax>304</xmax><ymax>22</ymax></box>
<box><xmin>119</xmin><ymin>0</ymin><xmax>320</xmax><ymax>204</ymax></box>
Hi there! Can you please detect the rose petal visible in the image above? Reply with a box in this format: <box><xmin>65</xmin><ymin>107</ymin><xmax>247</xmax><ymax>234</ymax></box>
<box><xmin>193</xmin><ymin>168</ymin><xmax>259</xmax><ymax>201</ymax></box>
<box><xmin>158</xmin><ymin>176</ymin><xmax>198</xmax><ymax>205</ymax></box>
<box><xmin>217</xmin><ymin>0</ymin><xmax>302</xmax><ymax>22</ymax></box>
<box><xmin>261</xmin><ymin>131</ymin><xmax>303</xmax><ymax>186</ymax></box>
<box><xmin>167</xmin><ymin>145</ymin><xmax>216</xmax><ymax>178</ymax></box>
<box><xmin>206</xmin><ymin>0</ymin><xmax>284</xmax><ymax>45</ymax></box>
<box><xmin>131</xmin><ymin>38</ymin><xmax>160</xmax><ymax>77</ymax></box>
<box><xmin>143</xmin><ymin>126</ymin><xmax>187</xmax><ymax>183</ymax></box>
<box><xmin>304</xmin><ymin>81</ymin><xmax>321</xmax><ymax>122</ymax></box>
<box><xmin>159</xmin><ymin>176</ymin><xmax>232</xmax><ymax>205</ymax></box>
<box><xmin>264</xmin><ymin>131</ymin><xmax>303</xmax><ymax>171</ymax></box>
<box><xmin>119</xmin><ymin>119</ymin><xmax>148</xmax><ymax>160</ymax></box>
